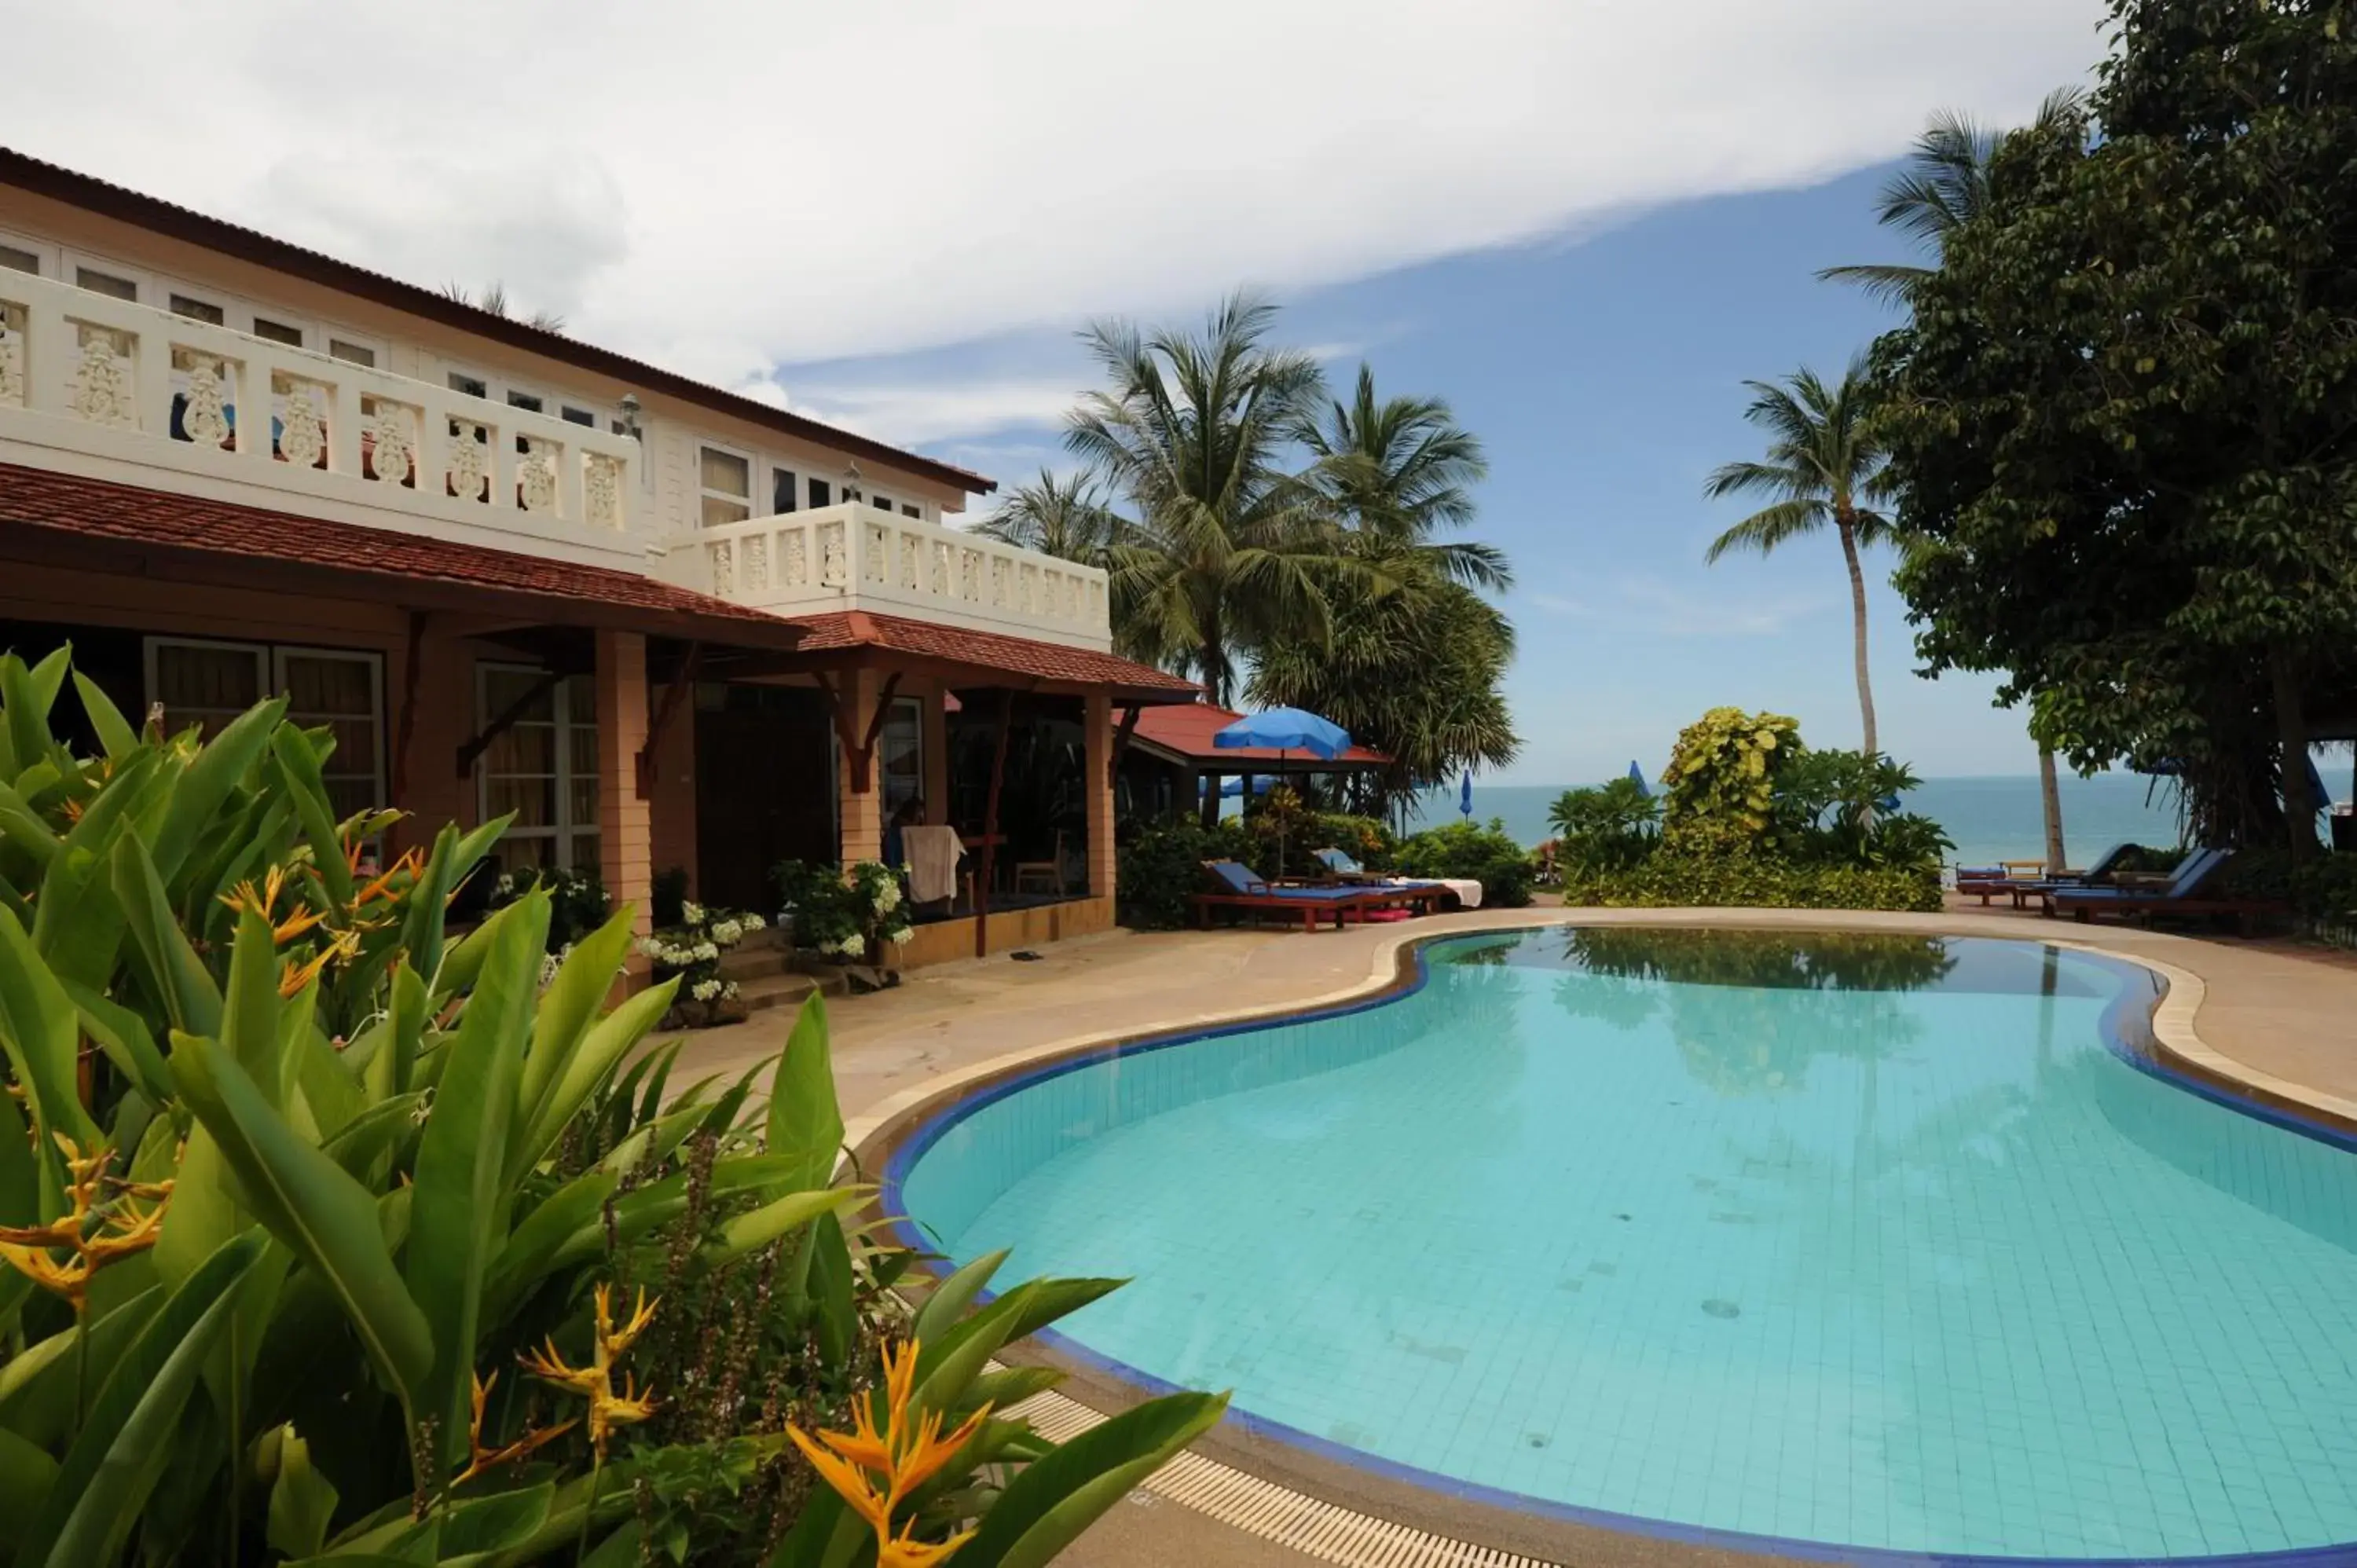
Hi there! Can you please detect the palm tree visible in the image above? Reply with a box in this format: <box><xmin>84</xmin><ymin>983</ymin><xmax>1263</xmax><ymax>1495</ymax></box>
<box><xmin>1067</xmin><ymin>292</ymin><xmax>1355</xmax><ymax>705</ymax></box>
<box><xmin>1299</xmin><ymin>365</ymin><xmax>1509</xmax><ymax>591</ymax></box>
<box><xmin>973</xmin><ymin>467</ymin><xmax>1130</xmax><ymax>566</ymax></box>
<box><xmin>1816</xmin><ymin>87</ymin><xmax>2088</xmax><ymax>306</ymax></box>
<box><xmin>1703</xmin><ymin>358</ymin><xmax>1894</xmax><ymax>757</ymax></box>
<box><xmin>438</xmin><ymin>280</ymin><xmax>568</xmax><ymax>335</ymax></box>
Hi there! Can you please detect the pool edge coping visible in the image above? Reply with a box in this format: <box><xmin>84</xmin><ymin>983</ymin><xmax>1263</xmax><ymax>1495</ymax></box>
<box><xmin>845</xmin><ymin>912</ymin><xmax>2357</xmax><ymax>1568</ymax></box>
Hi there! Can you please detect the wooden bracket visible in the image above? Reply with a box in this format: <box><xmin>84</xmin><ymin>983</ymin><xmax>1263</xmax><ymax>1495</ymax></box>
<box><xmin>456</xmin><ymin>666</ymin><xmax>566</xmax><ymax>779</ymax></box>
<box><xmin>390</xmin><ymin>608</ymin><xmax>429</xmax><ymax>807</ymax></box>
<box><xmin>817</xmin><ymin>669</ymin><xmax>904</xmax><ymax>793</ymax></box>
<box><xmin>1108</xmin><ymin>702</ymin><xmax>1142</xmax><ymax>786</ymax></box>
<box><xmin>636</xmin><ymin>642</ymin><xmax>702</xmax><ymax>799</ymax></box>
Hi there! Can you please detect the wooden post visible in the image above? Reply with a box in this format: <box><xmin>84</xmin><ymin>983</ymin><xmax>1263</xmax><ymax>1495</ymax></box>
<box><xmin>1086</xmin><ymin>692</ymin><xmax>1116</xmax><ymax>901</ymax></box>
<box><xmin>595</xmin><ymin>629</ymin><xmax>654</xmax><ymax>986</ymax></box>
<box><xmin>974</xmin><ymin>688</ymin><xmax>1014</xmax><ymax>959</ymax></box>
<box><xmin>389</xmin><ymin>609</ymin><xmax>428</xmax><ymax>808</ymax></box>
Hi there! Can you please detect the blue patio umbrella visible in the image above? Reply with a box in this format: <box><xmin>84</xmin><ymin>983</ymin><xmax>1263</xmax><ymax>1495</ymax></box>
<box><xmin>1626</xmin><ymin>760</ymin><xmax>1650</xmax><ymax>798</ymax></box>
<box><xmin>1215</xmin><ymin>707</ymin><xmax>1351</xmax><ymax>876</ymax></box>
<box><xmin>1459</xmin><ymin>770</ymin><xmax>1474</xmax><ymax>822</ymax></box>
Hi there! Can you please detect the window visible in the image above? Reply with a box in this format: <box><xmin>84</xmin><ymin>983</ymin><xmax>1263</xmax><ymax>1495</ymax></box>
<box><xmin>169</xmin><ymin>294</ymin><xmax>225</xmax><ymax>325</ymax></box>
<box><xmin>76</xmin><ymin>267</ymin><xmax>137</xmax><ymax>302</ymax></box>
<box><xmin>146</xmin><ymin>638</ymin><xmax>266</xmax><ymax>741</ymax></box>
<box><xmin>879</xmin><ymin>697</ymin><xmax>924</xmax><ymax>818</ymax></box>
<box><xmin>276</xmin><ymin>649</ymin><xmax>384</xmax><ymax>819</ymax></box>
<box><xmin>699</xmin><ymin>446</ymin><xmax>752</xmax><ymax>527</ymax></box>
<box><xmin>449</xmin><ymin>372</ymin><xmax>489</xmax><ymax>399</ymax></box>
<box><xmin>870</xmin><ymin>493</ymin><xmax>892</xmax><ymax>513</ymax></box>
<box><xmin>562</xmin><ymin>406</ymin><xmax>596</xmax><ymax>427</ymax></box>
<box><xmin>772</xmin><ymin>468</ymin><xmax>798</xmax><ymax>513</ymax></box>
<box><xmin>902</xmin><ymin>504</ymin><xmax>922</xmax><ymax>519</ymax></box>
<box><xmin>507</xmin><ymin>390</ymin><xmax>544</xmax><ymax>413</ymax></box>
<box><xmin>145</xmin><ymin>639</ymin><xmax>385</xmax><ymax>818</ymax></box>
<box><xmin>477</xmin><ymin>666</ymin><xmax>599</xmax><ymax>871</ymax></box>
<box><xmin>329</xmin><ymin>339</ymin><xmax>377</xmax><ymax>368</ymax></box>
<box><xmin>808</xmin><ymin>478</ymin><xmax>832</xmax><ymax>509</ymax></box>
<box><xmin>0</xmin><ymin>244</ymin><xmax>36</xmax><ymax>276</ymax></box>
<box><xmin>252</xmin><ymin>317</ymin><xmax>303</xmax><ymax>348</ymax></box>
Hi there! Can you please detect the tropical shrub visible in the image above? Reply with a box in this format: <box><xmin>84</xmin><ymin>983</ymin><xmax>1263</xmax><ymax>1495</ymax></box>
<box><xmin>0</xmin><ymin>648</ymin><xmax>1226</xmax><ymax>1566</ymax></box>
<box><xmin>1115</xmin><ymin>817</ymin><xmax>1258</xmax><ymax>929</ymax></box>
<box><xmin>1771</xmin><ymin>749</ymin><xmax>1952</xmax><ymax>873</ymax></box>
<box><xmin>636</xmin><ymin>901</ymin><xmax>768</xmax><ymax>1027</ymax></box>
<box><xmin>1659</xmin><ymin>708</ymin><xmax>1802</xmax><ymax>855</ymax></box>
<box><xmin>1303</xmin><ymin>811</ymin><xmax>1397</xmax><ymax>871</ymax></box>
<box><xmin>1557</xmin><ymin>855</ymin><xmax>1943</xmax><ymax>913</ymax></box>
<box><xmin>1545</xmin><ymin>778</ymin><xmax>1660</xmax><ymax>872</ymax></box>
<box><xmin>1395</xmin><ymin>819</ymin><xmax>1536</xmax><ymax>907</ymax></box>
<box><xmin>772</xmin><ymin>861</ymin><xmax>913</xmax><ymax>966</ymax></box>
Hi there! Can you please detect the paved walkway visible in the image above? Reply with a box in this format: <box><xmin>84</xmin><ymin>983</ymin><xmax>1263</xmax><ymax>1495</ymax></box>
<box><xmin>673</xmin><ymin>903</ymin><xmax>2357</xmax><ymax>1567</ymax></box>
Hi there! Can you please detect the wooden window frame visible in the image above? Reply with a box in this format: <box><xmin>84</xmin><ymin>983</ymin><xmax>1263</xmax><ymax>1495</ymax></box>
<box><xmin>474</xmin><ymin>662</ymin><xmax>600</xmax><ymax>871</ymax></box>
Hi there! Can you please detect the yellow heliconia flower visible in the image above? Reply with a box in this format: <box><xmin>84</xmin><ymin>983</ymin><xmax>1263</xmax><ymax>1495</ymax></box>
<box><xmin>787</xmin><ymin>1339</ymin><xmax>992</xmax><ymax>1566</ymax></box>
<box><xmin>0</xmin><ymin>1134</ymin><xmax>174</xmax><ymax>1313</ymax></box>
<box><xmin>519</xmin><ymin>1283</ymin><xmax>661</xmax><ymax>1458</ymax></box>
<box><xmin>453</xmin><ymin>1369</ymin><xmax>577</xmax><ymax>1485</ymax></box>
<box><xmin>219</xmin><ymin>864</ymin><xmax>329</xmax><ymax>944</ymax></box>
<box><xmin>278</xmin><ymin>928</ymin><xmax>361</xmax><ymax>998</ymax></box>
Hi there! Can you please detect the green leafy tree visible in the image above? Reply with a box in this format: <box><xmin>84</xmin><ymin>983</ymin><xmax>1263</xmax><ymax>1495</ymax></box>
<box><xmin>1297</xmin><ymin>364</ymin><xmax>1508</xmax><ymax>590</ymax></box>
<box><xmin>973</xmin><ymin>467</ymin><xmax>1131</xmax><ymax>567</ymax></box>
<box><xmin>1879</xmin><ymin>0</ymin><xmax>2357</xmax><ymax>857</ymax></box>
<box><xmin>1702</xmin><ymin>359</ymin><xmax>1896</xmax><ymax>759</ymax></box>
<box><xmin>1069</xmin><ymin>293</ymin><xmax>1358</xmax><ymax>703</ymax></box>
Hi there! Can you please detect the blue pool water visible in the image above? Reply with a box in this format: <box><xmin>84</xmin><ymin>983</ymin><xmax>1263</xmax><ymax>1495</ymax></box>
<box><xmin>896</xmin><ymin>931</ymin><xmax>2357</xmax><ymax>1560</ymax></box>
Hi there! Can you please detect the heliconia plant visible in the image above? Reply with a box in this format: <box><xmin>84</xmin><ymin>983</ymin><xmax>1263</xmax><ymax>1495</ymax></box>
<box><xmin>0</xmin><ymin>647</ymin><xmax>1226</xmax><ymax>1566</ymax></box>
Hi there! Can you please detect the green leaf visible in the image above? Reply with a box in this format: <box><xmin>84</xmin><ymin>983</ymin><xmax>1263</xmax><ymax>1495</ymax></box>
<box><xmin>508</xmin><ymin>972</ymin><xmax>677</xmax><ymax>1191</ymax></box>
<box><xmin>764</xmin><ymin>994</ymin><xmax>843</xmax><ymax>1196</ymax></box>
<box><xmin>0</xmin><ymin>1057</ymin><xmax>36</xmax><ymax>1228</ymax></box>
<box><xmin>410</xmin><ymin>817</ymin><xmax>512</xmax><ymax>991</ymax></box>
<box><xmin>511</xmin><ymin>903</ymin><xmax>636</xmax><ymax>1178</ymax></box>
<box><xmin>112</xmin><ymin>835</ymin><xmax>223</xmax><ymax>1037</ymax></box>
<box><xmin>266</xmin><ymin>727</ymin><xmax>356</xmax><ymax>910</ymax></box>
<box><xmin>701</xmin><ymin>1186</ymin><xmax>872</xmax><ymax>1269</ymax></box>
<box><xmin>0</xmin><ymin>1425</ymin><xmax>59</xmax><ymax>1539</ymax></box>
<box><xmin>955</xmin><ymin>1390</ymin><xmax>1230</xmax><ymax>1568</ymax></box>
<box><xmin>0</xmin><ymin>647</ymin><xmax>68</xmax><ymax>786</ymax></box>
<box><xmin>914</xmin><ymin>1278</ymin><xmax>1124</xmax><ymax>1418</ymax></box>
<box><xmin>0</xmin><ymin>903</ymin><xmax>98</xmax><ymax>1148</ymax></box>
<box><xmin>223</xmin><ymin>905</ymin><xmax>290</xmax><ymax>1107</ymax></box>
<box><xmin>321</xmin><ymin>1094</ymin><xmax>422</xmax><ymax>1180</ymax></box>
<box><xmin>405</xmin><ymin>888</ymin><xmax>546</xmax><ymax>1471</ymax></box>
<box><xmin>0</xmin><ymin>1288</ymin><xmax>158</xmax><ymax>1449</ymax></box>
<box><xmin>266</xmin><ymin>1425</ymin><xmax>342</xmax><ymax>1559</ymax></box>
<box><xmin>57</xmin><ymin>977</ymin><xmax>174</xmax><ymax>1107</ymax></box>
<box><xmin>167</xmin><ymin>1031</ymin><xmax>433</xmax><ymax>1412</ymax></box>
<box><xmin>151</xmin><ymin>696</ymin><xmax>285</xmax><ymax>890</ymax></box>
<box><xmin>72</xmin><ymin>671</ymin><xmax>137</xmax><ymax>759</ymax></box>
<box><xmin>911</xmin><ymin>1249</ymin><xmax>1008</xmax><ymax>1346</ymax></box>
<box><xmin>19</xmin><ymin>1229</ymin><xmax>266</xmax><ymax>1568</ymax></box>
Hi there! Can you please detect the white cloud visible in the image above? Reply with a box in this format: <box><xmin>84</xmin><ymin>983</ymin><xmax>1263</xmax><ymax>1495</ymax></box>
<box><xmin>2</xmin><ymin>0</ymin><xmax>2105</xmax><ymax>382</ymax></box>
<box><xmin>778</xmin><ymin>376</ymin><xmax>1085</xmax><ymax>445</ymax></box>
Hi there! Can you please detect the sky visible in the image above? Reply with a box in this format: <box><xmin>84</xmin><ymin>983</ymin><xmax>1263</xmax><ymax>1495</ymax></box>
<box><xmin>0</xmin><ymin>0</ymin><xmax>2124</xmax><ymax>784</ymax></box>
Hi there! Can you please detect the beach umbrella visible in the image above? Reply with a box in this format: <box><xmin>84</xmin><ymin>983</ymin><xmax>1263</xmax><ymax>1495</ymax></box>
<box><xmin>1215</xmin><ymin>707</ymin><xmax>1351</xmax><ymax>876</ymax></box>
<box><xmin>1626</xmin><ymin>760</ymin><xmax>1650</xmax><ymax>798</ymax></box>
<box><xmin>1460</xmin><ymin>770</ymin><xmax>1474</xmax><ymax>822</ymax></box>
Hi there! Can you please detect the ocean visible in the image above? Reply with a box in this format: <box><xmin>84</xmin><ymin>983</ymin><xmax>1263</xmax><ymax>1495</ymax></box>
<box><xmin>1402</xmin><ymin>773</ymin><xmax>2341</xmax><ymax>870</ymax></box>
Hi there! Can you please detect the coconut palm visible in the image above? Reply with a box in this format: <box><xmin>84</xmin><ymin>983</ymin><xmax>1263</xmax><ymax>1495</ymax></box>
<box><xmin>973</xmin><ymin>467</ymin><xmax>1130</xmax><ymax>566</ymax></box>
<box><xmin>1816</xmin><ymin>87</ymin><xmax>2088</xmax><ymax>306</ymax></box>
<box><xmin>1703</xmin><ymin>358</ymin><xmax>1894</xmax><ymax>757</ymax></box>
<box><xmin>1068</xmin><ymin>292</ymin><xmax>1356</xmax><ymax>705</ymax></box>
<box><xmin>1299</xmin><ymin>365</ymin><xmax>1509</xmax><ymax>591</ymax></box>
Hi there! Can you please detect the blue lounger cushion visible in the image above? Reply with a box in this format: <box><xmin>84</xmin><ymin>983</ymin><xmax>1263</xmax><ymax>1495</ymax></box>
<box><xmin>1203</xmin><ymin>859</ymin><xmax>1366</xmax><ymax>901</ymax></box>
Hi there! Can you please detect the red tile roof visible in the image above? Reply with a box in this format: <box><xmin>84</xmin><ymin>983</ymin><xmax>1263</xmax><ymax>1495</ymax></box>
<box><xmin>0</xmin><ymin>147</ymin><xmax>993</xmax><ymax>496</ymax></box>
<box><xmin>783</xmin><ymin>610</ymin><xmax>1198</xmax><ymax>700</ymax></box>
<box><xmin>0</xmin><ymin>463</ymin><xmax>804</xmax><ymax>646</ymax></box>
<box><xmin>1131</xmin><ymin>701</ymin><xmax>1390</xmax><ymax>766</ymax></box>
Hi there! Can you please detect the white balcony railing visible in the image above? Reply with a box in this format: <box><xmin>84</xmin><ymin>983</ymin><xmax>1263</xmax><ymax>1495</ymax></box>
<box><xmin>0</xmin><ymin>268</ymin><xmax>642</xmax><ymax>566</ymax></box>
<box><xmin>658</xmin><ymin>504</ymin><xmax>1113</xmax><ymax>651</ymax></box>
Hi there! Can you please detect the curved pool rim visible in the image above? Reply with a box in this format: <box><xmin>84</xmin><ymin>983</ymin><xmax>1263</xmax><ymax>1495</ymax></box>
<box><xmin>873</xmin><ymin>924</ymin><xmax>2357</xmax><ymax>1568</ymax></box>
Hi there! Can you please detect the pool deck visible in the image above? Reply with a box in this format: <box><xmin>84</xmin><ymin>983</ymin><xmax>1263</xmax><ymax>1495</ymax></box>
<box><xmin>676</xmin><ymin>902</ymin><xmax>2357</xmax><ymax>1568</ymax></box>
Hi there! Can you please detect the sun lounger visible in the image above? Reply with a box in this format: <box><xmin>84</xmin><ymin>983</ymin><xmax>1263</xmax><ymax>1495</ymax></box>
<box><xmin>1313</xmin><ymin>848</ymin><xmax>1477</xmax><ymax>910</ymax></box>
<box><xmin>1956</xmin><ymin>843</ymin><xmax>2133</xmax><ymax>907</ymax></box>
<box><xmin>2047</xmin><ymin>848</ymin><xmax>2278</xmax><ymax>929</ymax></box>
<box><xmin>1191</xmin><ymin>859</ymin><xmax>1441</xmax><ymax>930</ymax></box>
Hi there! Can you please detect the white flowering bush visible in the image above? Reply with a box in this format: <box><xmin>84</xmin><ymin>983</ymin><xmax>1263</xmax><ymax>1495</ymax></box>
<box><xmin>773</xmin><ymin>858</ymin><xmax>915</xmax><ymax>963</ymax></box>
<box><xmin>634</xmin><ymin>899</ymin><xmax>768</xmax><ymax>1023</ymax></box>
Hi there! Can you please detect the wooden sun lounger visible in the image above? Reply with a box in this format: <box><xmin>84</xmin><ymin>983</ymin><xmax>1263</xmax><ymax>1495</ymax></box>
<box><xmin>1189</xmin><ymin>859</ymin><xmax>1444</xmax><ymax>931</ymax></box>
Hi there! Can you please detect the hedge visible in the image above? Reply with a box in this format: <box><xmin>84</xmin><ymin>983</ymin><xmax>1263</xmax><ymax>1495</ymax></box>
<box><xmin>1556</xmin><ymin>854</ymin><xmax>1943</xmax><ymax>914</ymax></box>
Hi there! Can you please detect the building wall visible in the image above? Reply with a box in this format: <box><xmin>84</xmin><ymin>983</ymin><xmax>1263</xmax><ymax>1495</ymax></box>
<box><xmin>0</xmin><ymin>189</ymin><xmax>978</xmax><ymax>533</ymax></box>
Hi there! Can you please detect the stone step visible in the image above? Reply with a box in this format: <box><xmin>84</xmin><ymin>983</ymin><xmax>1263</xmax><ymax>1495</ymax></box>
<box><xmin>736</xmin><ymin>971</ymin><xmax>831</xmax><ymax>1013</ymax></box>
<box><xmin>717</xmin><ymin>943</ymin><xmax>792</xmax><ymax>983</ymax></box>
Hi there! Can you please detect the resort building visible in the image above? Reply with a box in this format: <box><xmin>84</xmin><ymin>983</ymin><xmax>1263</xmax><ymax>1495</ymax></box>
<box><xmin>0</xmin><ymin>148</ymin><xmax>1197</xmax><ymax>973</ymax></box>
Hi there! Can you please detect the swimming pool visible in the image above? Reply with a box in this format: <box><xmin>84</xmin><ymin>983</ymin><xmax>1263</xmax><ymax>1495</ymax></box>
<box><xmin>890</xmin><ymin>929</ymin><xmax>2357</xmax><ymax>1562</ymax></box>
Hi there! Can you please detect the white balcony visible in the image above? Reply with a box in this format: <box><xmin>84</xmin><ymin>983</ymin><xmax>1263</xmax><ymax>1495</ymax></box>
<box><xmin>658</xmin><ymin>505</ymin><xmax>1113</xmax><ymax>651</ymax></box>
<box><xmin>0</xmin><ymin>268</ymin><xmax>644</xmax><ymax>570</ymax></box>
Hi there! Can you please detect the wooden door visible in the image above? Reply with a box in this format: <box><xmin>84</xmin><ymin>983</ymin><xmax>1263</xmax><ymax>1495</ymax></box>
<box><xmin>694</xmin><ymin>687</ymin><xmax>835</xmax><ymax>911</ymax></box>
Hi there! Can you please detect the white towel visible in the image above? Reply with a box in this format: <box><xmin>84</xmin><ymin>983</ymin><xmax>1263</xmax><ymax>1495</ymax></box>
<box><xmin>903</xmin><ymin>826</ymin><xmax>966</xmax><ymax>905</ymax></box>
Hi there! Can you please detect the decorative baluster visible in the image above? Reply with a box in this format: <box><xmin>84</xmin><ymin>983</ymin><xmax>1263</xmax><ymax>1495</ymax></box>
<box><xmin>68</xmin><ymin>324</ymin><xmax>136</xmax><ymax>428</ymax></box>
<box><xmin>820</xmin><ymin>522</ymin><xmax>848</xmax><ymax>587</ymax></box>
<box><xmin>709</xmin><ymin>538</ymin><xmax>736</xmax><ymax>595</ymax></box>
<box><xmin>368</xmin><ymin>399</ymin><xmax>416</xmax><ymax>486</ymax></box>
<box><xmin>863</xmin><ymin>522</ymin><xmax>889</xmax><ymax>584</ymax></box>
<box><xmin>447</xmin><ymin>421</ymin><xmax>489</xmax><ymax>502</ymax></box>
<box><xmin>961</xmin><ymin>548</ymin><xmax>983</xmax><ymax>601</ymax></box>
<box><xmin>991</xmin><ymin>556</ymin><xmax>1013</xmax><ymax>607</ymax></box>
<box><xmin>783</xmin><ymin>527</ymin><xmax>809</xmax><ymax>586</ymax></box>
<box><xmin>930</xmin><ymin>540</ymin><xmax>951</xmax><ymax>595</ymax></box>
<box><xmin>177</xmin><ymin>350</ymin><xmax>233</xmax><ymax>449</ymax></box>
<box><xmin>275</xmin><ymin>375</ymin><xmax>328</xmax><ymax>468</ymax></box>
<box><xmin>745</xmin><ymin>532</ymin><xmax>770</xmax><ymax>590</ymax></box>
<box><xmin>0</xmin><ymin>302</ymin><xmax>23</xmax><ymax>408</ymax></box>
<box><xmin>518</xmin><ymin>438</ymin><xmax>559</xmax><ymax>513</ymax></box>
<box><xmin>584</xmin><ymin>452</ymin><xmax>623</xmax><ymax>527</ymax></box>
